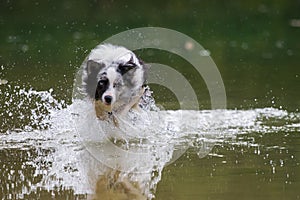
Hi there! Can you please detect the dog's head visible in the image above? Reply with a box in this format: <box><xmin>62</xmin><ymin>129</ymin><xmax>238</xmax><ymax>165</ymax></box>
<box><xmin>82</xmin><ymin>44</ymin><xmax>148</xmax><ymax>112</ymax></box>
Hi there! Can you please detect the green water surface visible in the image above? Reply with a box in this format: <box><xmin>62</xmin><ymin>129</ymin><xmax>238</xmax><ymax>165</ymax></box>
<box><xmin>1</xmin><ymin>1</ymin><xmax>300</xmax><ymax>199</ymax></box>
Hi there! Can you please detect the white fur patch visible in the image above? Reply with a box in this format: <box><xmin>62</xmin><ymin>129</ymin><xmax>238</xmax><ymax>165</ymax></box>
<box><xmin>101</xmin><ymin>67</ymin><xmax>118</xmax><ymax>104</ymax></box>
<box><xmin>89</xmin><ymin>44</ymin><xmax>134</xmax><ymax>66</ymax></box>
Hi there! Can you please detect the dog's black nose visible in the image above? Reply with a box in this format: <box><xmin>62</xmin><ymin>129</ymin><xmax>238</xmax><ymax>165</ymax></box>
<box><xmin>104</xmin><ymin>95</ymin><xmax>112</xmax><ymax>104</ymax></box>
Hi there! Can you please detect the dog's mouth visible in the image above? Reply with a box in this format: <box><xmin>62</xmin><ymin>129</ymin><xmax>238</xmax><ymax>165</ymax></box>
<box><xmin>104</xmin><ymin>102</ymin><xmax>111</xmax><ymax>106</ymax></box>
<box><xmin>95</xmin><ymin>99</ymin><xmax>113</xmax><ymax>112</ymax></box>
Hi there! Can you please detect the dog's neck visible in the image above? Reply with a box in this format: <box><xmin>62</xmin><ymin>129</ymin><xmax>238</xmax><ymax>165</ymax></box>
<box><xmin>94</xmin><ymin>100</ymin><xmax>119</xmax><ymax>126</ymax></box>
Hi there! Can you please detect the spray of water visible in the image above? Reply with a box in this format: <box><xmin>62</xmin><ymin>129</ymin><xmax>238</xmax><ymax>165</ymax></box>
<box><xmin>1</xmin><ymin>82</ymin><xmax>299</xmax><ymax>199</ymax></box>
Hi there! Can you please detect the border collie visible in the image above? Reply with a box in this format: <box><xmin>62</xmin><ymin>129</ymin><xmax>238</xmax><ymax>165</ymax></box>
<box><xmin>82</xmin><ymin>44</ymin><xmax>150</xmax><ymax>126</ymax></box>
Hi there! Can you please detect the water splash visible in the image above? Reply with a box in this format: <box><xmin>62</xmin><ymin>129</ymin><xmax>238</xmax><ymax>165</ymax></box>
<box><xmin>0</xmin><ymin>84</ymin><xmax>66</xmax><ymax>133</ymax></box>
<box><xmin>0</xmin><ymin>85</ymin><xmax>299</xmax><ymax>199</ymax></box>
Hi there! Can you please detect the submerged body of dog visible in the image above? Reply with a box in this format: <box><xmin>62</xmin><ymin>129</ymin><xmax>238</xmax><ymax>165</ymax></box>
<box><xmin>82</xmin><ymin>44</ymin><xmax>149</xmax><ymax>126</ymax></box>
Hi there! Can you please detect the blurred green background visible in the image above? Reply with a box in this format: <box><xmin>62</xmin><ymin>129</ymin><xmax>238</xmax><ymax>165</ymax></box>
<box><xmin>1</xmin><ymin>0</ymin><xmax>299</xmax><ymax>111</ymax></box>
<box><xmin>1</xmin><ymin>1</ymin><xmax>300</xmax><ymax>200</ymax></box>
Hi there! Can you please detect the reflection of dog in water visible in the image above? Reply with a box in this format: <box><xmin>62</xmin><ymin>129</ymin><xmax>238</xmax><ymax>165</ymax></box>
<box><xmin>93</xmin><ymin>169</ymin><xmax>146</xmax><ymax>200</ymax></box>
<box><xmin>82</xmin><ymin>44</ymin><xmax>150</xmax><ymax>126</ymax></box>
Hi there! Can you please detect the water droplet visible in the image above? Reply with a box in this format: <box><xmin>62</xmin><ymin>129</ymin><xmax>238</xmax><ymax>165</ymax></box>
<box><xmin>73</xmin><ymin>32</ymin><xmax>82</xmax><ymax>40</ymax></box>
<box><xmin>287</xmin><ymin>49</ymin><xmax>293</xmax><ymax>56</ymax></box>
<box><xmin>199</xmin><ymin>49</ymin><xmax>211</xmax><ymax>56</ymax></box>
<box><xmin>290</xmin><ymin>19</ymin><xmax>300</xmax><ymax>27</ymax></box>
<box><xmin>275</xmin><ymin>40</ymin><xmax>285</xmax><ymax>49</ymax></box>
<box><xmin>272</xmin><ymin>166</ymin><xmax>276</xmax><ymax>174</ymax></box>
<box><xmin>0</xmin><ymin>79</ymin><xmax>8</xmax><ymax>85</ymax></box>
<box><xmin>241</xmin><ymin>42</ymin><xmax>248</xmax><ymax>50</ymax></box>
<box><xmin>21</xmin><ymin>44</ymin><xmax>29</xmax><ymax>53</ymax></box>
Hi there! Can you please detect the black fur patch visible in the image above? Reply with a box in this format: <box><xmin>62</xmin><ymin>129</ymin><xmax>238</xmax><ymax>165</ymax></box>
<box><xmin>116</xmin><ymin>56</ymin><xmax>138</xmax><ymax>75</ymax></box>
<box><xmin>117</xmin><ymin>63</ymin><xmax>136</xmax><ymax>75</ymax></box>
<box><xmin>95</xmin><ymin>78</ymin><xmax>109</xmax><ymax>101</ymax></box>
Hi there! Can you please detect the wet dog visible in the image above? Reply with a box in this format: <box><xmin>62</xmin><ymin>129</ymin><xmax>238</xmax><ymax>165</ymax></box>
<box><xmin>81</xmin><ymin>44</ymin><xmax>150</xmax><ymax>199</ymax></box>
<box><xmin>82</xmin><ymin>44</ymin><xmax>149</xmax><ymax>126</ymax></box>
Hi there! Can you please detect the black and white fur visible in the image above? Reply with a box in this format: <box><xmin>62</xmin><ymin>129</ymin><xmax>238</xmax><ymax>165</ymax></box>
<box><xmin>82</xmin><ymin>44</ymin><xmax>149</xmax><ymax>124</ymax></box>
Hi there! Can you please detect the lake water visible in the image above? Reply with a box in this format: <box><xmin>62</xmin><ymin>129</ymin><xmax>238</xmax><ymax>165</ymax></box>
<box><xmin>1</xmin><ymin>1</ymin><xmax>300</xmax><ymax>200</ymax></box>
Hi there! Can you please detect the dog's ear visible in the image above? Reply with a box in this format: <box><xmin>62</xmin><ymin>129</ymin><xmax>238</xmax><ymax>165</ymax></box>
<box><xmin>86</xmin><ymin>60</ymin><xmax>105</xmax><ymax>75</ymax></box>
<box><xmin>83</xmin><ymin>60</ymin><xmax>105</xmax><ymax>99</ymax></box>
<box><xmin>117</xmin><ymin>63</ymin><xmax>136</xmax><ymax>75</ymax></box>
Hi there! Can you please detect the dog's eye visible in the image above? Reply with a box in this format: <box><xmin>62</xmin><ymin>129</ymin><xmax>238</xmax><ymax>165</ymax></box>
<box><xmin>98</xmin><ymin>79</ymin><xmax>108</xmax><ymax>86</ymax></box>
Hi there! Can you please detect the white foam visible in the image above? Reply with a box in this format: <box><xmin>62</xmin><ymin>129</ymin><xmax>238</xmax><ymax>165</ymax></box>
<box><xmin>1</xmin><ymin>87</ymin><xmax>299</xmax><ymax>199</ymax></box>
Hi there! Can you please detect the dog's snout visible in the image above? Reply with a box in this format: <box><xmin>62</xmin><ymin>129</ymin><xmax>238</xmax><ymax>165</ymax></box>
<box><xmin>104</xmin><ymin>95</ymin><xmax>113</xmax><ymax>104</ymax></box>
